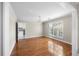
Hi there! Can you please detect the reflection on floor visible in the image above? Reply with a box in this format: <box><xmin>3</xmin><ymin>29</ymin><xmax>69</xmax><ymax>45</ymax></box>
<box><xmin>11</xmin><ymin>37</ymin><xmax>72</xmax><ymax>56</ymax></box>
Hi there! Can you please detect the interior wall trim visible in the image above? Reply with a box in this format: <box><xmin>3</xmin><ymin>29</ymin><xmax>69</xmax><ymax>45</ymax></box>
<box><xmin>45</xmin><ymin>36</ymin><xmax>72</xmax><ymax>45</ymax></box>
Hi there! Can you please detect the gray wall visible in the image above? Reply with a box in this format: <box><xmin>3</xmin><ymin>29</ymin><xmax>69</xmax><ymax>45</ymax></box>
<box><xmin>43</xmin><ymin>14</ymin><xmax>72</xmax><ymax>44</ymax></box>
<box><xmin>77</xmin><ymin>7</ymin><xmax>79</xmax><ymax>52</ymax></box>
<box><xmin>0</xmin><ymin>2</ymin><xmax>3</xmax><ymax>56</ymax></box>
<box><xmin>0</xmin><ymin>2</ymin><xmax>1</xmax><ymax>56</ymax></box>
<box><xmin>78</xmin><ymin>14</ymin><xmax>79</xmax><ymax>52</ymax></box>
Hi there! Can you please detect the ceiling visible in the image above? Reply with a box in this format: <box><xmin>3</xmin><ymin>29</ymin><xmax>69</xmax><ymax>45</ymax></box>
<box><xmin>10</xmin><ymin>2</ymin><xmax>75</xmax><ymax>22</ymax></box>
<box><xmin>69</xmin><ymin>2</ymin><xmax>79</xmax><ymax>8</ymax></box>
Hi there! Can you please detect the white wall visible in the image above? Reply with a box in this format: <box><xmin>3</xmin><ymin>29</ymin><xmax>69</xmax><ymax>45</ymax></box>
<box><xmin>43</xmin><ymin>14</ymin><xmax>72</xmax><ymax>44</ymax></box>
<box><xmin>18</xmin><ymin>22</ymin><xmax>42</xmax><ymax>39</ymax></box>
<box><xmin>72</xmin><ymin>10</ymin><xmax>78</xmax><ymax>55</ymax></box>
<box><xmin>25</xmin><ymin>22</ymin><xmax>42</xmax><ymax>38</ymax></box>
<box><xmin>72</xmin><ymin>4</ymin><xmax>79</xmax><ymax>55</ymax></box>
<box><xmin>64</xmin><ymin>15</ymin><xmax>72</xmax><ymax>43</ymax></box>
<box><xmin>9</xmin><ymin>3</ymin><xmax>17</xmax><ymax>55</ymax></box>
<box><xmin>3</xmin><ymin>2</ymin><xmax>17</xmax><ymax>56</ymax></box>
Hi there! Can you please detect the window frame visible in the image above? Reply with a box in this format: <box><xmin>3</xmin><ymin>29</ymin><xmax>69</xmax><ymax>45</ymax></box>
<box><xmin>49</xmin><ymin>21</ymin><xmax>64</xmax><ymax>39</ymax></box>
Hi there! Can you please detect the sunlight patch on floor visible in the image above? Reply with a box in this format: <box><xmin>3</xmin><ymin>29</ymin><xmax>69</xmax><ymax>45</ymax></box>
<box><xmin>48</xmin><ymin>40</ymin><xmax>64</xmax><ymax>56</ymax></box>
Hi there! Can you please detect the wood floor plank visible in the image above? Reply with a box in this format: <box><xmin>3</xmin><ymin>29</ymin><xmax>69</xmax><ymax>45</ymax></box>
<box><xmin>11</xmin><ymin>37</ymin><xmax>72</xmax><ymax>56</ymax></box>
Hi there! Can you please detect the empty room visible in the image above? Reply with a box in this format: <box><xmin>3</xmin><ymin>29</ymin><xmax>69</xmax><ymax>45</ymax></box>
<box><xmin>0</xmin><ymin>2</ymin><xmax>79</xmax><ymax>56</ymax></box>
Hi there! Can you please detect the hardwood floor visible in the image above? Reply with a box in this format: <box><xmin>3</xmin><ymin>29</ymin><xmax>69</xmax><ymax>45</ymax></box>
<box><xmin>11</xmin><ymin>37</ymin><xmax>72</xmax><ymax>56</ymax></box>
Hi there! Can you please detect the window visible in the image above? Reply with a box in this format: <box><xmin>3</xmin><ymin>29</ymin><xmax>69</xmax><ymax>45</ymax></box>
<box><xmin>49</xmin><ymin>21</ymin><xmax>64</xmax><ymax>39</ymax></box>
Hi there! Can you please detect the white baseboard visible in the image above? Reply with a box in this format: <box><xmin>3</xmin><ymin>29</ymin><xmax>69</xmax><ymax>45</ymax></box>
<box><xmin>9</xmin><ymin>41</ymin><xmax>16</xmax><ymax>56</ymax></box>
<box><xmin>21</xmin><ymin>35</ymin><xmax>43</xmax><ymax>39</ymax></box>
<box><xmin>45</xmin><ymin>36</ymin><xmax>72</xmax><ymax>45</ymax></box>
